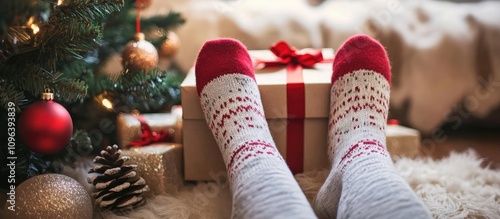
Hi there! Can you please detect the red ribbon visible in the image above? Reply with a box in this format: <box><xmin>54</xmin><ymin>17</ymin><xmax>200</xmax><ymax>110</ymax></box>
<box><xmin>129</xmin><ymin>115</ymin><xmax>170</xmax><ymax>147</ymax></box>
<box><xmin>257</xmin><ymin>41</ymin><xmax>327</xmax><ymax>174</ymax></box>
<box><xmin>270</xmin><ymin>41</ymin><xmax>324</xmax><ymax>68</ymax></box>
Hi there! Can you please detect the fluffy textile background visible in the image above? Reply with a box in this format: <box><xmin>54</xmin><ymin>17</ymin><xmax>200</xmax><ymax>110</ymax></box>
<box><xmin>144</xmin><ymin>0</ymin><xmax>500</xmax><ymax>133</ymax></box>
<box><xmin>86</xmin><ymin>151</ymin><xmax>500</xmax><ymax>219</ymax></box>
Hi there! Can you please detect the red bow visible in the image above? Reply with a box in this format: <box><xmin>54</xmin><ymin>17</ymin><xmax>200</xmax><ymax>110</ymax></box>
<box><xmin>129</xmin><ymin>115</ymin><xmax>169</xmax><ymax>147</ymax></box>
<box><xmin>267</xmin><ymin>41</ymin><xmax>325</xmax><ymax>68</ymax></box>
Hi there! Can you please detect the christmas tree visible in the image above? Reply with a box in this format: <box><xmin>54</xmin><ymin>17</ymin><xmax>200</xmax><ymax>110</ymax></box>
<box><xmin>0</xmin><ymin>0</ymin><xmax>185</xmax><ymax>190</ymax></box>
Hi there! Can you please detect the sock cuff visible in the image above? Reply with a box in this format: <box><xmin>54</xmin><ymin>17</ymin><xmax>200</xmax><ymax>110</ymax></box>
<box><xmin>331</xmin><ymin>34</ymin><xmax>391</xmax><ymax>84</ymax></box>
<box><xmin>195</xmin><ymin>38</ymin><xmax>255</xmax><ymax>96</ymax></box>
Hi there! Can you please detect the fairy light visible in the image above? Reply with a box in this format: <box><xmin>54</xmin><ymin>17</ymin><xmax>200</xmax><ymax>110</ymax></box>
<box><xmin>57</xmin><ymin>0</ymin><xmax>63</xmax><ymax>5</ymax></box>
<box><xmin>101</xmin><ymin>98</ymin><xmax>113</xmax><ymax>109</ymax></box>
<box><xmin>27</xmin><ymin>16</ymin><xmax>34</xmax><ymax>25</ymax></box>
<box><xmin>31</xmin><ymin>24</ymin><xmax>40</xmax><ymax>34</ymax></box>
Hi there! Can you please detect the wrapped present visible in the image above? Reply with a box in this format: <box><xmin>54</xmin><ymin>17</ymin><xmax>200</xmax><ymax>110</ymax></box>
<box><xmin>116</xmin><ymin>109</ymin><xmax>183</xmax><ymax>148</ymax></box>
<box><xmin>122</xmin><ymin>143</ymin><xmax>183</xmax><ymax>196</ymax></box>
<box><xmin>181</xmin><ymin>41</ymin><xmax>335</xmax><ymax>180</ymax></box>
<box><xmin>386</xmin><ymin>120</ymin><xmax>421</xmax><ymax>158</ymax></box>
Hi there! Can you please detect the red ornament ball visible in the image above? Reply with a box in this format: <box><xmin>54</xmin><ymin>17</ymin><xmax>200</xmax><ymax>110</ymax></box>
<box><xmin>18</xmin><ymin>99</ymin><xmax>73</xmax><ymax>154</ymax></box>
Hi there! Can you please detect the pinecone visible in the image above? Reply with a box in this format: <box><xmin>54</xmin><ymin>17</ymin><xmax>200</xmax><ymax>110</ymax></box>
<box><xmin>87</xmin><ymin>145</ymin><xmax>150</xmax><ymax>211</ymax></box>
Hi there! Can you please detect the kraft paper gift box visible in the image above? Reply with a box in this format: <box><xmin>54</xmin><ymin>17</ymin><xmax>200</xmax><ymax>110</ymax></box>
<box><xmin>122</xmin><ymin>143</ymin><xmax>184</xmax><ymax>196</ymax></box>
<box><xmin>386</xmin><ymin>121</ymin><xmax>421</xmax><ymax>158</ymax></box>
<box><xmin>181</xmin><ymin>42</ymin><xmax>334</xmax><ymax>181</ymax></box>
<box><xmin>116</xmin><ymin>110</ymin><xmax>183</xmax><ymax>148</ymax></box>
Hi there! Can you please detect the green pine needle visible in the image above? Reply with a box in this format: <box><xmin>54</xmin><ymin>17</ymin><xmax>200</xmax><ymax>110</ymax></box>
<box><xmin>0</xmin><ymin>83</ymin><xmax>26</xmax><ymax>112</ymax></box>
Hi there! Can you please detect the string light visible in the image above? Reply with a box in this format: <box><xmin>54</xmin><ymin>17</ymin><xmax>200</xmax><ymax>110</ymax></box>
<box><xmin>57</xmin><ymin>0</ymin><xmax>63</xmax><ymax>6</ymax></box>
<box><xmin>95</xmin><ymin>92</ymin><xmax>116</xmax><ymax>111</ymax></box>
<box><xmin>101</xmin><ymin>98</ymin><xmax>113</xmax><ymax>109</ymax></box>
<box><xmin>27</xmin><ymin>16</ymin><xmax>34</xmax><ymax>25</ymax></box>
<box><xmin>31</xmin><ymin>24</ymin><xmax>40</xmax><ymax>34</ymax></box>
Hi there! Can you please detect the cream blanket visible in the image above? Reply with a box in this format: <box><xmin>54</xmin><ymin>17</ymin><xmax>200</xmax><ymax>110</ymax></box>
<box><xmin>146</xmin><ymin>0</ymin><xmax>500</xmax><ymax>133</ymax></box>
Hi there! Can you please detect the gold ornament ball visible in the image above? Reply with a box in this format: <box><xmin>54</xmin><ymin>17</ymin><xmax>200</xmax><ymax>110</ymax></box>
<box><xmin>159</xmin><ymin>31</ymin><xmax>180</xmax><ymax>57</ymax></box>
<box><xmin>121</xmin><ymin>33</ymin><xmax>159</xmax><ymax>71</ymax></box>
<box><xmin>3</xmin><ymin>174</ymin><xmax>93</xmax><ymax>219</ymax></box>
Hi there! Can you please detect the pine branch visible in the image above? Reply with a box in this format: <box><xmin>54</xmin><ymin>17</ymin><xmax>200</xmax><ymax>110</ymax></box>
<box><xmin>0</xmin><ymin>26</ymin><xmax>32</xmax><ymax>60</ymax></box>
<box><xmin>53</xmin><ymin>79</ymin><xmax>88</xmax><ymax>102</ymax></box>
<box><xmin>47</xmin><ymin>0</ymin><xmax>124</xmax><ymax>53</ymax></box>
<box><xmin>142</xmin><ymin>12</ymin><xmax>185</xmax><ymax>30</ymax></box>
<box><xmin>119</xmin><ymin>68</ymin><xmax>165</xmax><ymax>88</ymax></box>
<box><xmin>60</xmin><ymin>59</ymin><xmax>95</xmax><ymax>81</ymax></box>
<box><xmin>55</xmin><ymin>0</ymin><xmax>124</xmax><ymax>23</ymax></box>
<box><xmin>0</xmin><ymin>0</ymin><xmax>47</xmax><ymax>37</ymax></box>
<box><xmin>148</xmin><ymin>34</ymin><xmax>167</xmax><ymax>48</ymax></box>
<box><xmin>1</xmin><ymin>62</ymin><xmax>87</xmax><ymax>102</ymax></box>
<box><xmin>1</xmin><ymin>63</ymin><xmax>57</xmax><ymax>94</ymax></box>
<box><xmin>90</xmin><ymin>75</ymin><xmax>116</xmax><ymax>96</ymax></box>
<box><xmin>50</xmin><ymin>130</ymin><xmax>93</xmax><ymax>168</ymax></box>
<box><xmin>3</xmin><ymin>0</ymin><xmax>124</xmax><ymax>68</ymax></box>
<box><xmin>27</xmin><ymin>152</ymin><xmax>52</xmax><ymax>177</ymax></box>
<box><xmin>0</xmin><ymin>82</ymin><xmax>26</xmax><ymax>112</ymax></box>
<box><xmin>13</xmin><ymin>145</ymin><xmax>31</xmax><ymax>182</ymax></box>
<box><xmin>94</xmin><ymin>68</ymin><xmax>183</xmax><ymax>112</ymax></box>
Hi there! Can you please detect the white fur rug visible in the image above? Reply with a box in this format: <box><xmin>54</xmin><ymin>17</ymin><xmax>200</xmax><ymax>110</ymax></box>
<box><xmin>87</xmin><ymin>151</ymin><xmax>500</xmax><ymax>219</ymax></box>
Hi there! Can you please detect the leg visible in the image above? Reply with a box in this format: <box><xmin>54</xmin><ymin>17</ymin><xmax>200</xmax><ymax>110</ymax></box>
<box><xmin>196</xmin><ymin>38</ymin><xmax>316</xmax><ymax>218</ymax></box>
<box><xmin>314</xmin><ymin>35</ymin><xmax>432</xmax><ymax>219</ymax></box>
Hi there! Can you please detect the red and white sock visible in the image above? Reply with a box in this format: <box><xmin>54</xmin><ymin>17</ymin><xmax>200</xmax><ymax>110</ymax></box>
<box><xmin>196</xmin><ymin>38</ymin><xmax>315</xmax><ymax>218</ymax></box>
<box><xmin>314</xmin><ymin>35</ymin><xmax>432</xmax><ymax>219</ymax></box>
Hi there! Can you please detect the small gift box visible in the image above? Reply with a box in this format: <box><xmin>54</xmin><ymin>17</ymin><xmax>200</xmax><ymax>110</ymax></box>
<box><xmin>121</xmin><ymin>143</ymin><xmax>184</xmax><ymax>196</ymax></box>
<box><xmin>116</xmin><ymin>109</ymin><xmax>183</xmax><ymax>148</ymax></box>
<box><xmin>181</xmin><ymin>41</ymin><xmax>335</xmax><ymax>180</ymax></box>
<box><xmin>386</xmin><ymin>120</ymin><xmax>421</xmax><ymax>158</ymax></box>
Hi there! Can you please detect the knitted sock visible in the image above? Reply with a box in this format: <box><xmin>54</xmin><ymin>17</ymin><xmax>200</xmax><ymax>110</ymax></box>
<box><xmin>314</xmin><ymin>35</ymin><xmax>432</xmax><ymax>219</ymax></box>
<box><xmin>196</xmin><ymin>38</ymin><xmax>316</xmax><ymax>218</ymax></box>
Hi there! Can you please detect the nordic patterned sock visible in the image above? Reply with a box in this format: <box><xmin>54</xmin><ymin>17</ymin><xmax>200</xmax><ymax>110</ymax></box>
<box><xmin>314</xmin><ymin>35</ymin><xmax>432</xmax><ymax>219</ymax></box>
<box><xmin>196</xmin><ymin>38</ymin><xmax>316</xmax><ymax>219</ymax></box>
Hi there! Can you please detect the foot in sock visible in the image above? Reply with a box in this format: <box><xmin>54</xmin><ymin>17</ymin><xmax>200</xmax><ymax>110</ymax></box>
<box><xmin>314</xmin><ymin>35</ymin><xmax>432</xmax><ymax>219</ymax></box>
<box><xmin>195</xmin><ymin>38</ymin><xmax>316</xmax><ymax>218</ymax></box>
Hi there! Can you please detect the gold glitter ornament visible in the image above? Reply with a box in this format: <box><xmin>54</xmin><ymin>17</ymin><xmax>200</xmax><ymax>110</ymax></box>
<box><xmin>3</xmin><ymin>174</ymin><xmax>93</xmax><ymax>219</ymax></box>
<box><xmin>121</xmin><ymin>32</ymin><xmax>159</xmax><ymax>71</ymax></box>
<box><xmin>159</xmin><ymin>31</ymin><xmax>180</xmax><ymax>57</ymax></box>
